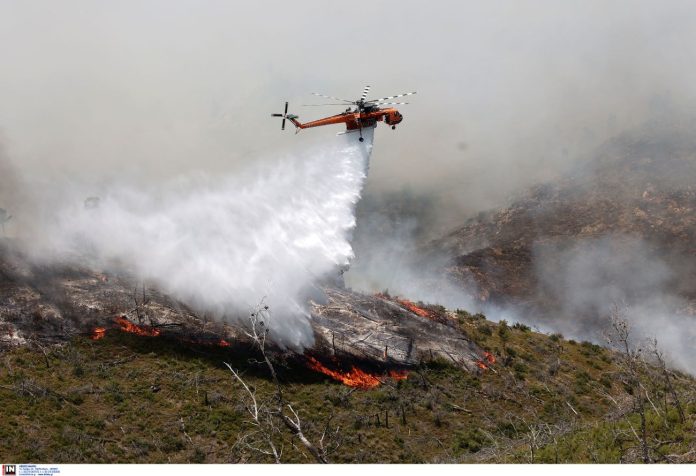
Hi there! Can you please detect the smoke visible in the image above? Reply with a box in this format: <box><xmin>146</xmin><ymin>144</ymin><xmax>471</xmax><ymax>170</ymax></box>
<box><xmin>0</xmin><ymin>140</ymin><xmax>33</xmax><ymax>239</ymax></box>
<box><xmin>31</xmin><ymin>131</ymin><xmax>373</xmax><ymax>349</ymax></box>
<box><xmin>3</xmin><ymin>1</ymin><xmax>696</xmax><ymax>360</ymax></box>
<box><xmin>4</xmin><ymin>1</ymin><xmax>696</xmax><ymax>212</ymax></box>
<box><xmin>533</xmin><ymin>235</ymin><xmax>696</xmax><ymax>372</ymax></box>
<box><xmin>346</xmin><ymin>189</ymin><xmax>479</xmax><ymax>310</ymax></box>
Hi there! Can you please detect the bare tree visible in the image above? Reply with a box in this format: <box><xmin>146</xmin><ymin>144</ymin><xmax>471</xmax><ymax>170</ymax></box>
<box><xmin>131</xmin><ymin>282</ymin><xmax>151</xmax><ymax>325</ymax></box>
<box><xmin>605</xmin><ymin>305</ymin><xmax>650</xmax><ymax>463</ymax></box>
<box><xmin>224</xmin><ymin>361</ymin><xmax>283</xmax><ymax>463</ymax></box>
<box><xmin>648</xmin><ymin>338</ymin><xmax>685</xmax><ymax>425</ymax></box>
<box><xmin>225</xmin><ymin>304</ymin><xmax>337</xmax><ymax>463</ymax></box>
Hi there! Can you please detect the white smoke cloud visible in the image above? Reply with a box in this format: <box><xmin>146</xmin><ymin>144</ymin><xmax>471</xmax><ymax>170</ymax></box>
<box><xmin>534</xmin><ymin>235</ymin><xmax>696</xmax><ymax>372</ymax></box>
<box><xmin>32</xmin><ymin>131</ymin><xmax>373</xmax><ymax>350</ymax></box>
<box><xmin>346</xmin><ymin>213</ymin><xmax>478</xmax><ymax>311</ymax></box>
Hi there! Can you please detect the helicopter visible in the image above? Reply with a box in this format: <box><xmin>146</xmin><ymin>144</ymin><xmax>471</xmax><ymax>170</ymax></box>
<box><xmin>271</xmin><ymin>85</ymin><xmax>415</xmax><ymax>142</ymax></box>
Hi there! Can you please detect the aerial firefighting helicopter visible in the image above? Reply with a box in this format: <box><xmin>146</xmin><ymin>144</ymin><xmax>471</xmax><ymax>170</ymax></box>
<box><xmin>271</xmin><ymin>85</ymin><xmax>415</xmax><ymax>142</ymax></box>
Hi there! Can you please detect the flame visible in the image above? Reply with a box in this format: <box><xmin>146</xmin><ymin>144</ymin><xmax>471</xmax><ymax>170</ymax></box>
<box><xmin>305</xmin><ymin>356</ymin><xmax>408</xmax><ymax>388</ymax></box>
<box><xmin>115</xmin><ymin>317</ymin><xmax>161</xmax><ymax>337</ymax></box>
<box><xmin>89</xmin><ymin>317</ymin><xmax>231</xmax><ymax>348</ymax></box>
<box><xmin>388</xmin><ymin>369</ymin><xmax>409</xmax><ymax>381</ymax></box>
<box><xmin>475</xmin><ymin>351</ymin><xmax>496</xmax><ymax>370</ymax></box>
<box><xmin>375</xmin><ymin>293</ymin><xmax>432</xmax><ymax>319</ymax></box>
<box><xmin>395</xmin><ymin>298</ymin><xmax>431</xmax><ymax>318</ymax></box>
<box><xmin>306</xmin><ymin>356</ymin><xmax>382</xmax><ymax>389</ymax></box>
<box><xmin>91</xmin><ymin>327</ymin><xmax>106</xmax><ymax>340</ymax></box>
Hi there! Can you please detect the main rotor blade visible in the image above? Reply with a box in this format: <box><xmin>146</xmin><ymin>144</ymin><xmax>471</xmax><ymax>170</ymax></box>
<box><xmin>360</xmin><ymin>85</ymin><xmax>371</xmax><ymax>101</ymax></box>
<box><xmin>271</xmin><ymin>113</ymin><xmax>284</xmax><ymax>117</ymax></box>
<box><xmin>282</xmin><ymin>118</ymin><xmax>286</xmax><ymax>130</ymax></box>
<box><xmin>374</xmin><ymin>102</ymin><xmax>410</xmax><ymax>105</ymax></box>
<box><xmin>311</xmin><ymin>92</ymin><xmax>354</xmax><ymax>103</ymax></box>
<box><xmin>366</xmin><ymin>91</ymin><xmax>417</xmax><ymax>103</ymax></box>
<box><xmin>284</xmin><ymin>101</ymin><xmax>288</xmax><ymax>114</ymax></box>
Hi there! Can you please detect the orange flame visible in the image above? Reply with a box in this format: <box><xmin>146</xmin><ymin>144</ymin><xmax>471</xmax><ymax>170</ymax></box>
<box><xmin>114</xmin><ymin>317</ymin><xmax>161</xmax><ymax>337</ymax></box>
<box><xmin>395</xmin><ymin>298</ymin><xmax>431</xmax><ymax>318</ymax></box>
<box><xmin>305</xmin><ymin>356</ymin><xmax>408</xmax><ymax>388</ymax></box>
<box><xmin>306</xmin><ymin>356</ymin><xmax>382</xmax><ymax>389</ymax></box>
<box><xmin>389</xmin><ymin>369</ymin><xmax>409</xmax><ymax>381</ymax></box>
<box><xmin>375</xmin><ymin>293</ymin><xmax>433</xmax><ymax>319</ymax></box>
<box><xmin>90</xmin><ymin>317</ymin><xmax>231</xmax><ymax>348</ymax></box>
<box><xmin>475</xmin><ymin>351</ymin><xmax>496</xmax><ymax>370</ymax></box>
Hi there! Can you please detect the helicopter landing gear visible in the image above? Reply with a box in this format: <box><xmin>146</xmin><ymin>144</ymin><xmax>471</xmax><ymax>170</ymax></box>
<box><xmin>392</xmin><ymin>125</ymin><xmax>396</xmax><ymax>130</ymax></box>
<box><xmin>359</xmin><ymin>137</ymin><xmax>364</xmax><ymax>142</ymax></box>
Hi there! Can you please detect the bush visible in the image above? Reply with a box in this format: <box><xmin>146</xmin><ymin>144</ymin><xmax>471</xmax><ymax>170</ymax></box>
<box><xmin>574</xmin><ymin>371</ymin><xmax>591</xmax><ymax>394</ymax></box>
<box><xmin>453</xmin><ymin>428</ymin><xmax>486</xmax><ymax>454</ymax></box>
<box><xmin>477</xmin><ymin>324</ymin><xmax>493</xmax><ymax>336</ymax></box>
<box><xmin>512</xmin><ymin>322</ymin><xmax>531</xmax><ymax>332</ymax></box>
<box><xmin>513</xmin><ymin>362</ymin><xmax>528</xmax><ymax>380</ymax></box>
<box><xmin>580</xmin><ymin>341</ymin><xmax>603</xmax><ymax>354</ymax></box>
<box><xmin>455</xmin><ymin>309</ymin><xmax>471</xmax><ymax>317</ymax></box>
<box><xmin>495</xmin><ymin>421</ymin><xmax>518</xmax><ymax>438</ymax></box>
<box><xmin>72</xmin><ymin>364</ymin><xmax>84</xmax><ymax>377</ymax></box>
<box><xmin>497</xmin><ymin>320</ymin><xmax>510</xmax><ymax>340</ymax></box>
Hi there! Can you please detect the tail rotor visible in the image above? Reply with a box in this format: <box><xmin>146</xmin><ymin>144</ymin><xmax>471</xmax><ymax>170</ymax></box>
<box><xmin>271</xmin><ymin>101</ymin><xmax>290</xmax><ymax>130</ymax></box>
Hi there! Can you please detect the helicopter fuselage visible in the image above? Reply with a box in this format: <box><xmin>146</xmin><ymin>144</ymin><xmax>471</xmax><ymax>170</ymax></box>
<box><xmin>286</xmin><ymin>107</ymin><xmax>403</xmax><ymax>131</ymax></box>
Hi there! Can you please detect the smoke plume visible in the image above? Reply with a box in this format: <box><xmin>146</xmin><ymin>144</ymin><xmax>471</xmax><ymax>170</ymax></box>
<box><xmin>32</xmin><ymin>132</ymin><xmax>373</xmax><ymax>349</ymax></box>
<box><xmin>533</xmin><ymin>235</ymin><xmax>696</xmax><ymax>372</ymax></box>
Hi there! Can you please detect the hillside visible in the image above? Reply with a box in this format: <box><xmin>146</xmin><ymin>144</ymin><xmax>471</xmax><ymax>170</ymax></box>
<box><xmin>1</xmin><ymin>307</ymin><xmax>694</xmax><ymax>463</ymax></box>
<box><xmin>429</xmin><ymin>118</ymin><xmax>696</xmax><ymax>361</ymax></box>
<box><xmin>1</xmin><ymin>241</ymin><xmax>695</xmax><ymax>463</ymax></box>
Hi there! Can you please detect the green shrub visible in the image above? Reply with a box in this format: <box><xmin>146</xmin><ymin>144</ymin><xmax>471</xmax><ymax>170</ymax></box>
<box><xmin>498</xmin><ymin>320</ymin><xmax>510</xmax><ymax>339</ymax></box>
<box><xmin>453</xmin><ymin>428</ymin><xmax>486</xmax><ymax>454</ymax></box>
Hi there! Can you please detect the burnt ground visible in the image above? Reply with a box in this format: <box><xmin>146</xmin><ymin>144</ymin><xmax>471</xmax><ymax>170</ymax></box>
<box><xmin>0</xmin><ymin>240</ymin><xmax>483</xmax><ymax>371</ymax></box>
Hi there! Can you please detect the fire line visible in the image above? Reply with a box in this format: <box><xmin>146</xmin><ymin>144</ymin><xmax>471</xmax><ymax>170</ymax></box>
<box><xmin>305</xmin><ymin>355</ymin><xmax>408</xmax><ymax>389</ymax></box>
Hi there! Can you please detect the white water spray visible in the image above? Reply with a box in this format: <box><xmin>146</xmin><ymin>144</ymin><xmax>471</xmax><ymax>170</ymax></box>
<box><xmin>40</xmin><ymin>130</ymin><xmax>374</xmax><ymax>349</ymax></box>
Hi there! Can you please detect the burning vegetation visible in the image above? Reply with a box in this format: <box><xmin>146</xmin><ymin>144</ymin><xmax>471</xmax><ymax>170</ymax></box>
<box><xmin>374</xmin><ymin>292</ymin><xmax>455</xmax><ymax>327</ymax></box>
<box><xmin>375</xmin><ymin>292</ymin><xmax>433</xmax><ymax>319</ymax></box>
<box><xmin>90</xmin><ymin>317</ymin><xmax>396</xmax><ymax>389</ymax></box>
<box><xmin>305</xmin><ymin>355</ymin><xmax>408</xmax><ymax>389</ymax></box>
<box><xmin>90</xmin><ymin>327</ymin><xmax>106</xmax><ymax>340</ymax></box>
<box><xmin>89</xmin><ymin>317</ymin><xmax>230</xmax><ymax>348</ymax></box>
<box><xmin>114</xmin><ymin>316</ymin><xmax>161</xmax><ymax>337</ymax></box>
<box><xmin>475</xmin><ymin>351</ymin><xmax>497</xmax><ymax>370</ymax></box>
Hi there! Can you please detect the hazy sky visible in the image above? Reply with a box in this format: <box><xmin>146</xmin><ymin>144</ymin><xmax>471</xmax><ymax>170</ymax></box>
<box><xmin>3</xmin><ymin>0</ymin><xmax>696</xmax><ymax>213</ymax></box>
